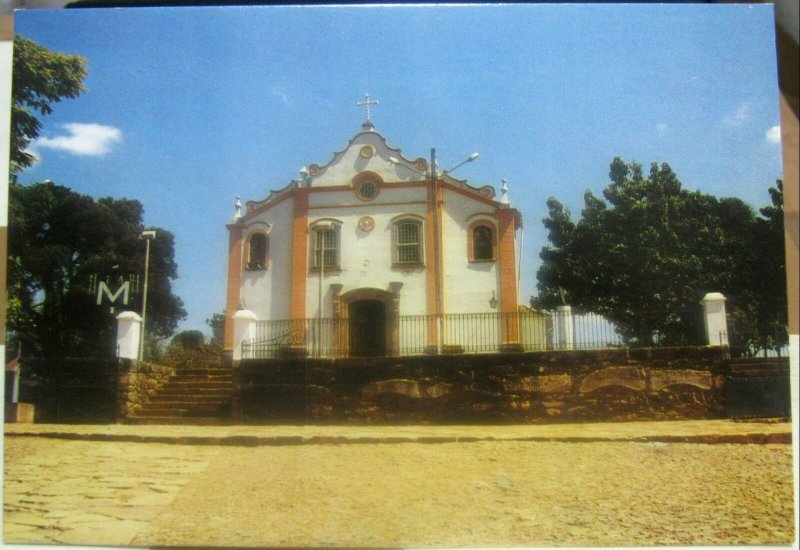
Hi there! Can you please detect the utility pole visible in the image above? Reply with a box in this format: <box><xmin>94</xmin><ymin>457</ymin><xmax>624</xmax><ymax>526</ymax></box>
<box><xmin>139</xmin><ymin>230</ymin><xmax>156</xmax><ymax>361</ymax></box>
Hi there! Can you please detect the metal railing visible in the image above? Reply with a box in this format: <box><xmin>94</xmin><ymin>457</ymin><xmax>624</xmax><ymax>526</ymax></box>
<box><xmin>241</xmin><ymin>311</ymin><xmax>627</xmax><ymax>359</ymax></box>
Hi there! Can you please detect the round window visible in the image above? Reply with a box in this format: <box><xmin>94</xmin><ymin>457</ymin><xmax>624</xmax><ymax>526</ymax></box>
<box><xmin>356</xmin><ymin>180</ymin><xmax>378</xmax><ymax>200</ymax></box>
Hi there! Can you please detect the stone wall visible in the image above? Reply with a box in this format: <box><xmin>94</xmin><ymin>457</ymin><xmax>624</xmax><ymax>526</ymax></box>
<box><xmin>15</xmin><ymin>357</ymin><xmax>174</xmax><ymax>423</ymax></box>
<box><xmin>115</xmin><ymin>359</ymin><xmax>175</xmax><ymax>419</ymax></box>
<box><xmin>725</xmin><ymin>357</ymin><xmax>792</xmax><ymax>419</ymax></box>
<box><xmin>236</xmin><ymin>346</ymin><xmax>731</xmax><ymax>424</ymax></box>
<box><xmin>17</xmin><ymin>357</ymin><xmax>119</xmax><ymax>423</ymax></box>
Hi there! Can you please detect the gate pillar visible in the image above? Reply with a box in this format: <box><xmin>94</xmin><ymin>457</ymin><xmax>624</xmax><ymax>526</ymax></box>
<box><xmin>116</xmin><ymin>311</ymin><xmax>142</xmax><ymax>360</ymax></box>
<box><xmin>701</xmin><ymin>292</ymin><xmax>729</xmax><ymax>347</ymax></box>
<box><xmin>233</xmin><ymin>308</ymin><xmax>258</xmax><ymax>362</ymax></box>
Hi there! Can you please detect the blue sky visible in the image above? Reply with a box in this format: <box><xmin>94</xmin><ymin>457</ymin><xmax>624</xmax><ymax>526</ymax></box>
<box><xmin>13</xmin><ymin>3</ymin><xmax>782</xmax><ymax>336</ymax></box>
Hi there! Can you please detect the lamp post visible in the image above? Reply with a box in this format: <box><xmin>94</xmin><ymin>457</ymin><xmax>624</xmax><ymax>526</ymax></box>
<box><xmin>139</xmin><ymin>230</ymin><xmax>156</xmax><ymax>361</ymax></box>
<box><xmin>389</xmin><ymin>149</ymin><xmax>479</xmax><ymax>353</ymax></box>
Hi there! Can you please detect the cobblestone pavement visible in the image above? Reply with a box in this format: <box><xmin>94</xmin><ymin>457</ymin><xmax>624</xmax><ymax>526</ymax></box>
<box><xmin>3</xmin><ymin>422</ymin><xmax>796</xmax><ymax>547</ymax></box>
<box><xmin>3</xmin><ymin>437</ymin><xmax>222</xmax><ymax>546</ymax></box>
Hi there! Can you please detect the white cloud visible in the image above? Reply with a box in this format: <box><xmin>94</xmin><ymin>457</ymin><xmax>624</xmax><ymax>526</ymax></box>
<box><xmin>765</xmin><ymin>125</ymin><xmax>781</xmax><ymax>145</ymax></box>
<box><xmin>35</xmin><ymin>122</ymin><xmax>122</xmax><ymax>156</ymax></box>
<box><xmin>655</xmin><ymin>123</ymin><xmax>669</xmax><ymax>135</ymax></box>
<box><xmin>270</xmin><ymin>86</ymin><xmax>290</xmax><ymax>106</ymax></box>
<box><xmin>723</xmin><ymin>102</ymin><xmax>751</xmax><ymax>126</ymax></box>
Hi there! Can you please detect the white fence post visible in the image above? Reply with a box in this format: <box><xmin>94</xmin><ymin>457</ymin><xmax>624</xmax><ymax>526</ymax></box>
<box><xmin>116</xmin><ymin>311</ymin><xmax>142</xmax><ymax>360</ymax></box>
<box><xmin>700</xmin><ymin>292</ymin><xmax>729</xmax><ymax>346</ymax></box>
<box><xmin>555</xmin><ymin>305</ymin><xmax>574</xmax><ymax>350</ymax></box>
<box><xmin>233</xmin><ymin>308</ymin><xmax>258</xmax><ymax>362</ymax></box>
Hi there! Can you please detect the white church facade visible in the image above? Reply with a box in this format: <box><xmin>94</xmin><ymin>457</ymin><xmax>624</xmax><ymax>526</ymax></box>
<box><xmin>223</xmin><ymin>108</ymin><xmax>540</xmax><ymax>358</ymax></box>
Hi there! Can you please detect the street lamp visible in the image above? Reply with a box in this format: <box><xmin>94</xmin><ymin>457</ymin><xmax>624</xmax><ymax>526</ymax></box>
<box><xmin>388</xmin><ymin>151</ymin><xmax>479</xmax><ymax>179</ymax></box>
<box><xmin>139</xmin><ymin>230</ymin><xmax>156</xmax><ymax>361</ymax></box>
<box><xmin>442</xmin><ymin>152</ymin><xmax>479</xmax><ymax>175</ymax></box>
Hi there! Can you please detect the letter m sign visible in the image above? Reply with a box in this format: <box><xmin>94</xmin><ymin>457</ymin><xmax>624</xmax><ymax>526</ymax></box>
<box><xmin>97</xmin><ymin>281</ymin><xmax>131</xmax><ymax>306</ymax></box>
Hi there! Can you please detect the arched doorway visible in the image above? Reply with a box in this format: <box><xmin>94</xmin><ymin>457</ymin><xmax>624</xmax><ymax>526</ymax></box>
<box><xmin>349</xmin><ymin>299</ymin><xmax>387</xmax><ymax>357</ymax></box>
<box><xmin>337</xmin><ymin>288</ymin><xmax>398</xmax><ymax>357</ymax></box>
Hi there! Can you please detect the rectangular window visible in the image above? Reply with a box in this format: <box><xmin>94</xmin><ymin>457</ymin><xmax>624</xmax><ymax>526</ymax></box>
<box><xmin>472</xmin><ymin>225</ymin><xmax>495</xmax><ymax>261</ymax></box>
<box><xmin>395</xmin><ymin>221</ymin><xmax>421</xmax><ymax>264</ymax></box>
<box><xmin>247</xmin><ymin>233</ymin><xmax>268</xmax><ymax>270</ymax></box>
<box><xmin>313</xmin><ymin>227</ymin><xmax>338</xmax><ymax>268</ymax></box>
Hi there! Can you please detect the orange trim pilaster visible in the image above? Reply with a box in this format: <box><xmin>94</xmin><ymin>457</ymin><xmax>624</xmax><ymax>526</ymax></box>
<box><xmin>434</xmin><ymin>185</ymin><xmax>445</xmax><ymax>315</ymax></box>
<box><xmin>224</xmin><ymin>223</ymin><xmax>244</xmax><ymax>352</ymax></box>
<box><xmin>424</xmin><ymin>182</ymin><xmax>440</xmax><ymax>349</ymax></box>
<box><xmin>435</xmin><ymin>183</ymin><xmax>446</xmax><ymax>339</ymax></box>
<box><xmin>290</xmin><ymin>188</ymin><xmax>310</xmax><ymax>322</ymax></box>
<box><xmin>497</xmin><ymin>208</ymin><xmax>520</xmax><ymax>343</ymax></box>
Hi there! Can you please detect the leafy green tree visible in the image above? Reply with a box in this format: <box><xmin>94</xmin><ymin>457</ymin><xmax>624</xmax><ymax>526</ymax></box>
<box><xmin>535</xmin><ymin>158</ymin><xmax>786</xmax><ymax>351</ymax></box>
<box><xmin>171</xmin><ymin>330</ymin><xmax>206</xmax><ymax>350</ymax></box>
<box><xmin>10</xmin><ymin>36</ymin><xmax>88</xmax><ymax>175</ymax></box>
<box><xmin>163</xmin><ymin>329</ymin><xmax>223</xmax><ymax>369</ymax></box>
<box><xmin>727</xmin><ymin>181</ymin><xmax>788</xmax><ymax>355</ymax></box>
<box><xmin>206</xmin><ymin>312</ymin><xmax>226</xmax><ymax>349</ymax></box>
<box><xmin>7</xmin><ymin>181</ymin><xmax>186</xmax><ymax>358</ymax></box>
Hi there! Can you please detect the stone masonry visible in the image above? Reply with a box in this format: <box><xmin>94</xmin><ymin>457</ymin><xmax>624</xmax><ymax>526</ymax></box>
<box><xmin>237</xmin><ymin>346</ymin><xmax>736</xmax><ymax>423</ymax></box>
<box><xmin>115</xmin><ymin>359</ymin><xmax>176</xmax><ymax>419</ymax></box>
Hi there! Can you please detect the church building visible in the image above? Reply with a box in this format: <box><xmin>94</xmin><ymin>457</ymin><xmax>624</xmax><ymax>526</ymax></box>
<box><xmin>224</xmin><ymin>100</ymin><xmax>527</xmax><ymax>358</ymax></box>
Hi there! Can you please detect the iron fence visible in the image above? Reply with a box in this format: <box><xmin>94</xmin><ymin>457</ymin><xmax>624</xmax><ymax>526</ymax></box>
<box><xmin>241</xmin><ymin>310</ymin><xmax>627</xmax><ymax>359</ymax></box>
<box><xmin>726</xmin><ymin>316</ymin><xmax>790</xmax><ymax>358</ymax></box>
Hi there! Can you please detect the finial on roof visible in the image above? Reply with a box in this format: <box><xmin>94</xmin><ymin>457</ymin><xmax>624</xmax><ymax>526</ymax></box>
<box><xmin>233</xmin><ymin>195</ymin><xmax>243</xmax><ymax>220</ymax></box>
<box><xmin>500</xmin><ymin>179</ymin><xmax>510</xmax><ymax>205</ymax></box>
<box><xmin>357</xmin><ymin>93</ymin><xmax>379</xmax><ymax>131</ymax></box>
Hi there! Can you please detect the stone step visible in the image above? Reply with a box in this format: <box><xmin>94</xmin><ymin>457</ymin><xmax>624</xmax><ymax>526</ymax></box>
<box><xmin>166</xmin><ymin>375</ymin><xmax>233</xmax><ymax>383</ymax></box>
<box><xmin>134</xmin><ymin>405</ymin><xmax>230</xmax><ymax>417</ymax></box>
<box><xmin>123</xmin><ymin>415</ymin><xmax>231</xmax><ymax>426</ymax></box>
<box><xmin>161</xmin><ymin>379</ymin><xmax>233</xmax><ymax>389</ymax></box>
<box><xmin>159</xmin><ymin>390</ymin><xmax>232</xmax><ymax>397</ymax></box>
<box><xmin>172</xmin><ymin>369</ymin><xmax>232</xmax><ymax>374</ymax></box>
<box><xmin>123</xmin><ymin>367</ymin><xmax>235</xmax><ymax>426</ymax></box>
<box><xmin>140</xmin><ymin>400</ymin><xmax>229</xmax><ymax>411</ymax></box>
<box><xmin>149</xmin><ymin>393</ymin><xmax>231</xmax><ymax>402</ymax></box>
<box><xmin>160</xmin><ymin>381</ymin><xmax>234</xmax><ymax>390</ymax></box>
<box><xmin>173</xmin><ymin>368</ymin><xmax>232</xmax><ymax>375</ymax></box>
<box><xmin>165</xmin><ymin>377</ymin><xmax>233</xmax><ymax>383</ymax></box>
<box><xmin>148</xmin><ymin>392</ymin><xmax>231</xmax><ymax>403</ymax></box>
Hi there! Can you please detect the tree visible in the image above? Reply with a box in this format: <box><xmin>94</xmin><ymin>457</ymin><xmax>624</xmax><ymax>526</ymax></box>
<box><xmin>10</xmin><ymin>36</ymin><xmax>88</xmax><ymax>175</ymax></box>
<box><xmin>206</xmin><ymin>312</ymin><xmax>226</xmax><ymax>349</ymax></box>
<box><xmin>726</xmin><ymin>180</ymin><xmax>788</xmax><ymax>355</ymax></box>
<box><xmin>163</xmin><ymin>328</ymin><xmax>223</xmax><ymax>369</ymax></box>
<box><xmin>534</xmin><ymin>158</ymin><xmax>786</xmax><ymax>351</ymax></box>
<box><xmin>171</xmin><ymin>330</ymin><xmax>206</xmax><ymax>351</ymax></box>
<box><xmin>7</xmin><ymin>181</ymin><xmax>186</xmax><ymax>358</ymax></box>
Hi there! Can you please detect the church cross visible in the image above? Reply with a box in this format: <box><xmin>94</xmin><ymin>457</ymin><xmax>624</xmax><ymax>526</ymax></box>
<box><xmin>357</xmin><ymin>93</ymin><xmax>379</xmax><ymax>121</ymax></box>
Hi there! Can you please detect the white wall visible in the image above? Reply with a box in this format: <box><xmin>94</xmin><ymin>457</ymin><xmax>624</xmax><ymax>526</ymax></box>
<box><xmin>309</xmin><ymin>185</ymin><xmax>424</xmax><ymax>209</ymax></box>
<box><xmin>441</xmin><ymin>189</ymin><xmax>499</xmax><ymax>314</ymax></box>
<box><xmin>236</xmin><ymin>130</ymin><xmax>513</xmax><ymax>323</ymax></box>
<box><xmin>306</xmin><ymin>189</ymin><xmax>429</xmax><ymax>318</ymax></box>
<box><xmin>239</xmin><ymin>196</ymin><xmax>294</xmax><ymax>321</ymax></box>
<box><xmin>311</xmin><ymin>131</ymin><xmax>422</xmax><ymax>187</ymax></box>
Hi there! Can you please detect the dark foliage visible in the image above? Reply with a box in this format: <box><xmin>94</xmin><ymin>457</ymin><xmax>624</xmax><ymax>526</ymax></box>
<box><xmin>7</xmin><ymin>181</ymin><xmax>186</xmax><ymax>358</ymax></box>
<box><xmin>535</xmin><ymin>157</ymin><xmax>787</xmax><ymax>354</ymax></box>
